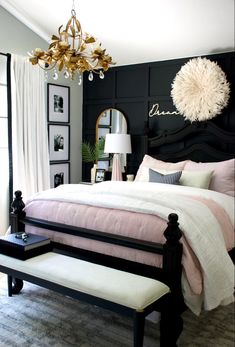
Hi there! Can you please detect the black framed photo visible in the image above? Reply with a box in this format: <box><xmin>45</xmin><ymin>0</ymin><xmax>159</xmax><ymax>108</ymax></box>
<box><xmin>47</xmin><ymin>83</ymin><xmax>70</xmax><ymax>123</ymax></box>
<box><xmin>50</xmin><ymin>162</ymin><xmax>70</xmax><ymax>188</ymax></box>
<box><xmin>95</xmin><ymin>169</ymin><xmax>105</xmax><ymax>183</ymax></box>
<box><xmin>49</xmin><ymin>124</ymin><xmax>70</xmax><ymax>161</ymax></box>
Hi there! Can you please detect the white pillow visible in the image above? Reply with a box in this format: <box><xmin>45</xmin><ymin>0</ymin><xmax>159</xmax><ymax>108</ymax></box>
<box><xmin>135</xmin><ymin>155</ymin><xmax>188</xmax><ymax>181</ymax></box>
<box><xmin>136</xmin><ymin>166</ymin><xmax>152</xmax><ymax>182</ymax></box>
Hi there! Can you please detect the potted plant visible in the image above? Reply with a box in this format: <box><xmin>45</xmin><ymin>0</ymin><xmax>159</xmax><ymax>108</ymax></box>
<box><xmin>81</xmin><ymin>142</ymin><xmax>100</xmax><ymax>164</ymax></box>
<box><xmin>81</xmin><ymin>141</ymin><xmax>102</xmax><ymax>183</ymax></box>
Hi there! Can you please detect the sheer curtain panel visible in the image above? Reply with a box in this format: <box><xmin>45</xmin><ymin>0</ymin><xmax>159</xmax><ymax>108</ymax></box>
<box><xmin>0</xmin><ymin>54</ymin><xmax>9</xmax><ymax>235</ymax></box>
<box><xmin>11</xmin><ymin>54</ymin><xmax>50</xmax><ymax>200</ymax></box>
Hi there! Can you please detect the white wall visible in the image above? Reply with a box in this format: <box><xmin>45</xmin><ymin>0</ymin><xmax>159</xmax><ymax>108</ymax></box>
<box><xmin>0</xmin><ymin>5</ymin><xmax>82</xmax><ymax>183</ymax></box>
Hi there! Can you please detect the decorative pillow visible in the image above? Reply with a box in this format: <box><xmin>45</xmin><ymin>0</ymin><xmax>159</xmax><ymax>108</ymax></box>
<box><xmin>135</xmin><ymin>155</ymin><xmax>188</xmax><ymax>181</ymax></box>
<box><xmin>149</xmin><ymin>169</ymin><xmax>182</xmax><ymax>185</ymax></box>
<box><xmin>180</xmin><ymin>170</ymin><xmax>214</xmax><ymax>189</ymax></box>
<box><xmin>148</xmin><ymin>168</ymin><xmax>213</xmax><ymax>189</ymax></box>
<box><xmin>184</xmin><ymin>159</ymin><xmax>235</xmax><ymax>196</ymax></box>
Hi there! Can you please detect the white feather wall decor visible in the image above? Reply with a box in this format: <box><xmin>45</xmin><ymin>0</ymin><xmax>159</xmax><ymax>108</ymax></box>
<box><xmin>171</xmin><ymin>57</ymin><xmax>230</xmax><ymax>122</ymax></box>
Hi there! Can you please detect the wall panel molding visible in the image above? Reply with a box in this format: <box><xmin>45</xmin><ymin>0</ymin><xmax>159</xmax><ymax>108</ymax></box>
<box><xmin>83</xmin><ymin>52</ymin><xmax>234</xmax><ymax>179</ymax></box>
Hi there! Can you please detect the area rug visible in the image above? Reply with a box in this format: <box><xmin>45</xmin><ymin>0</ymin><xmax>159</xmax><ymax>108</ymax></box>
<box><xmin>0</xmin><ymin>275</ymin><xmax>234</xmax><ymax>347</ymax></box>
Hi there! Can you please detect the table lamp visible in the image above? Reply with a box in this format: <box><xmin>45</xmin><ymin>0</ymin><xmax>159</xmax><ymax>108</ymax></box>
<box><xmin>104</xmin><ymin>133</ymin><xmax>132</xmax><ymax>181</ymax></box>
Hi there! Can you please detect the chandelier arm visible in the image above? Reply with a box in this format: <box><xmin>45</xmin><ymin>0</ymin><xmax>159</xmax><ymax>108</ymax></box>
<box><xmin>77</xmin><ymin>55</ymin><xmax>105</xmax><ymax>72</ymax></box>
<box><xmin>91</xmin><ymin>70</ymin><xmax>102</xmax><ymax>75</ymax></box>
<box><xmin>37</xmin><ymin>60</ymin><xmax>57</xmax><ymax>71</ymax></box>
<box><xmin>75</xmin><ymin>21</ymin><xmax>83</xmax><ymax>51</ymax></box>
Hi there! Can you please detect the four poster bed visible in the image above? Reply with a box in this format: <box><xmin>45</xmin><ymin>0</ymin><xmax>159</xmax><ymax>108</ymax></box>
<box><xmin>6</xmin><ymin>121</ymin><xmax>235</xmax><ymax>345</ymax></box>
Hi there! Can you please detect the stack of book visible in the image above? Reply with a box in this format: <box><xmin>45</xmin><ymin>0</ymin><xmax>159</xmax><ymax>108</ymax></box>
<box><xmin>0</xmin><ymin>233</ymin><xmax>52</xmax><ymax>260</ymax></box>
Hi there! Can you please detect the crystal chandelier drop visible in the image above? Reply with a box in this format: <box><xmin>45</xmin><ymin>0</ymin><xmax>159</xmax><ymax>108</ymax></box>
<box><xmin>28</xmin><ymin>2</ymin><xmax>115</xmax><ymax>84</ymax></box>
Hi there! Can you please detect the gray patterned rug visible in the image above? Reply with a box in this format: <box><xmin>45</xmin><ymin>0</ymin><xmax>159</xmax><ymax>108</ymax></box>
<box><xmin>0</xmin><ymin>276</ymin><xmax>234</xmax><ymax>347</ymax></box>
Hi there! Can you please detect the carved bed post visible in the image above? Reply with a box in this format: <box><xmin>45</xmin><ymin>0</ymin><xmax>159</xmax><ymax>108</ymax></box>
<box><xmin>9</xmin><ymin>191</ymin><xmax>25</xmax><ymax>294</ymax></box>
<box><xmin>10</xmin><ymin>190</ymin><xmax>26</xmax><ymax>234</ymax></box>
<box><xmin>163</xmin><ymin>213</ymin><xmax>183</xmax><ymax>295</ymax></box>
<box><xmin>160</xmin><ymin>213</ymin><xmax>184</xmax><ymax>346</ymax></box>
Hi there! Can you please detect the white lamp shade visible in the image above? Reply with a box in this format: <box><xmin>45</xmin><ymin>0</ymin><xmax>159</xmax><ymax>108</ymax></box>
<box><xmin>104</xmin><ymin>133</ymin><xmax>132</xmax><ymax>154</ymax></box>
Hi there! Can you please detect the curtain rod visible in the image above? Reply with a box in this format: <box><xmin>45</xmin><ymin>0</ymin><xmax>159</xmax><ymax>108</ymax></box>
<box><xmin>0</xmin><ymin>52</ymin><xmax>10</xmax><ymax>57</ymax></box>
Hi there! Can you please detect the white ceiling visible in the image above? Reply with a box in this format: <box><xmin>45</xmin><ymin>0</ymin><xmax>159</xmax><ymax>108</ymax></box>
<box><xmin>0</xmin><ymin>0</ymin><xmax>234</xmax><ymax>66</ymax></box>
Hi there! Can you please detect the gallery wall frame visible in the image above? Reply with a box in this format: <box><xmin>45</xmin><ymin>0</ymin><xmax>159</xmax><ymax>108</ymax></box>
<box><xmin>49</xmin><ymin>124</ymin><xmax>70</xmax><ymax>161</ymax></box>
<box><xmin>47</xmin><ymin>83</ymin><xmax>70</xmax><ymax>123</ymax></box>
<box><xmin>50</xmin><ymin>162</ymin><xmax>70</xmax><ymax>188</ymax></box>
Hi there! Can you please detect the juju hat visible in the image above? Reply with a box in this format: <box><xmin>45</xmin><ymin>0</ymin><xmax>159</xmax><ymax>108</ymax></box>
<box><xmin>171</xmin><ymin>57</ymin><xmax>230</xmax><ymax>122</ymax></box>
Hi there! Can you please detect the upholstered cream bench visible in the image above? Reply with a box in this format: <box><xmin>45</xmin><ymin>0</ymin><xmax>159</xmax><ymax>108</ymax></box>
<box><xmin>0</xmin><ymin>252</ymin><xmax>170</xmax><ymax>347</ymax></box>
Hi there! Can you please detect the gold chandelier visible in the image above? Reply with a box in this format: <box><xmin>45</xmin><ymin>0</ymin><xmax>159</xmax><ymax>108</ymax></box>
<box><xmin>28</xmin><ymin>3</ymin><xmax>115</xmax><ymax>84</ymax></box>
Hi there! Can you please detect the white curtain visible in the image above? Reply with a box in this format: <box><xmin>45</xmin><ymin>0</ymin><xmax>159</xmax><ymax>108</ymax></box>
<box><xmin>11</xmin><ymin>54</ymin><xmax>50</xmax><ymax>201</ymax></box>
<box><xmin>0</xmin><ymin>54</ymin><xmax>9</xmax><ymax>235</ymax></box>
<box><xmin>0</xmin><ymin>149</ymin><xmax>9</xmax><ymax>235</ymax></box>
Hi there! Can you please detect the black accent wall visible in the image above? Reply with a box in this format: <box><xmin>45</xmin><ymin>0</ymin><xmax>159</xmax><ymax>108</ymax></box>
<box><xmin>83</xmin><ymin>52</ymin><xmax>235</xmax><ymax>179</ymax></box>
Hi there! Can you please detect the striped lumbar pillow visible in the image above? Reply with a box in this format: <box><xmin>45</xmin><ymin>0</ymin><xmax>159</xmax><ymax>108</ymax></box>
<box><xmin>149</xmin><ymin>169</ymin><xmax>182</xmax><ymax>185</ymax></box>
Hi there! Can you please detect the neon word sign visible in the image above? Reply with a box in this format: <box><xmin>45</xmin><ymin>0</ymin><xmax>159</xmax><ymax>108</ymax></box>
<box><xmin>149</xmin><ymin>103</ymin><xmax>180</xmax><ymax>117</ymax></box>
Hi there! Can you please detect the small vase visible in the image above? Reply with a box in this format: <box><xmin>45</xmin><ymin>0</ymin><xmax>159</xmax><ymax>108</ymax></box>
<box><xmin>91</xmin><ymin>164</ymin><xmax>97</xmax><ymax>184</ymax></box>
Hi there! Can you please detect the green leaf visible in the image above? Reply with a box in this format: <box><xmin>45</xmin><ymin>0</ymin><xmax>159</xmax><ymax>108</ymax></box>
<box><xmin>81</xmin><ymin>142</ymin><xmax>100</xmax><ymax>163</ymax></box>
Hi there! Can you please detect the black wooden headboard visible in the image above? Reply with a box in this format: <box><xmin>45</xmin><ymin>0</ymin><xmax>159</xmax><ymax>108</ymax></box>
<box><xmin>146</xmin><ymin>121</ymin><xmax>235</xmax><ymax>163</ymax></box>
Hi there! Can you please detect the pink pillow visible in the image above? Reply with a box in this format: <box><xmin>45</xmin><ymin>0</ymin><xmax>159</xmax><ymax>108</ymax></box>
<box><xmin>184</xmin><ymin>159</ymin><xmax>235</xmax><ymax>196</ymax></box>
<box><xmin>135</xmin><ymin>155</ymin><xmax>188</xmax><ymax>181</ymax></box>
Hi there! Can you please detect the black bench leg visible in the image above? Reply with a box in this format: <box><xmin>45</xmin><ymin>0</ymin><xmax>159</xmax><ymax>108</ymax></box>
<box><xmin>133</xmin><ymin>312</ymin><xmax>145</xmax><ymax>347</ymax></box>
<box><xmin>7</xmin><ymin>275</ymin><xmax>13</xmax><ymax>297</ymax></box>
<box><xmin>7</xmin><ymin>276</ymin><xmax>24</xmax><ymax>295</ymax></box>
<box><xmin>12</xmin><ymin>278</ymin><xmax>24</xmax><ymax>294</ymax></box>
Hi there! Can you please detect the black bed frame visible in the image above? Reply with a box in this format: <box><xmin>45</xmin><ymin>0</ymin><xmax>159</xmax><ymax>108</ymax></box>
<box><xmin>10</xmin><ymin>193</ymin><xmax>184</xmax><ymax>346</ymax></box>
<box><xmin>146</xmin><ymin>121</ymin><xmax>235</xmax><ymax>162</ymax></box>
<box><xmin>9</xmin><ymin>120</ymin><xmax>235</xmax><ymax>346</ymax></box>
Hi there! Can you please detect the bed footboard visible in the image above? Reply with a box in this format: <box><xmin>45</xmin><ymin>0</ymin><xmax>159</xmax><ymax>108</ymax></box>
<box><xmin>7</xmin><ymin>190</ymin><xmax>185</xmax><ymax>342</ymax></box>
<box><xmin>9</xmin><ymin>190</ymin><xmax>184</xmax><ymax>301</ymax></box>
